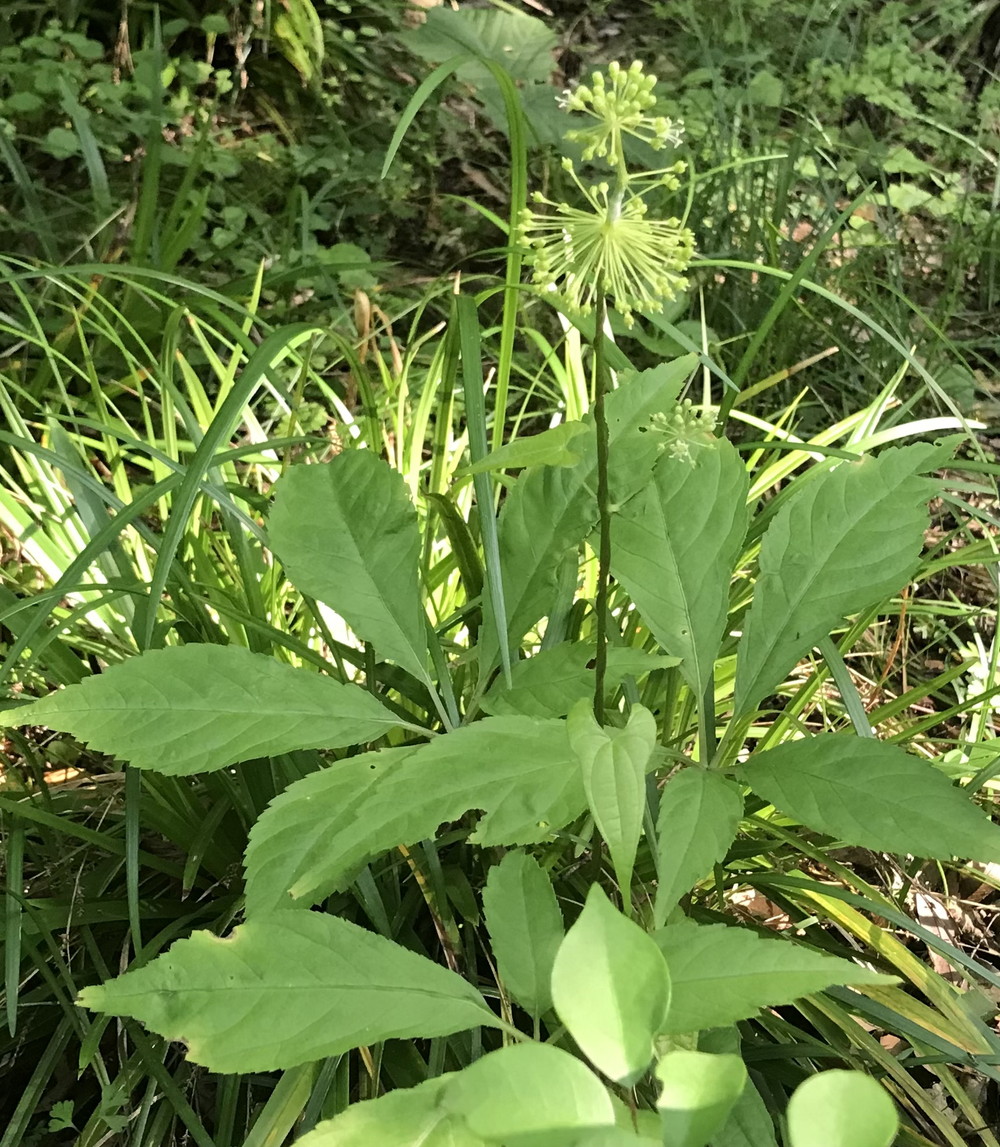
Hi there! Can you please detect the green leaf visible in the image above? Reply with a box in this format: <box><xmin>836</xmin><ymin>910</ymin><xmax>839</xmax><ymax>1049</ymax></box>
<box><xmin>569</xmin><ymin>702</ymin><xmax>655</xmax><ymax>905</ymax></box>
<box><xmin>482</xmin><ymin>851</ymin><xmax>564</xmax><ymax>1018</ymax></box>
<box><xmin>482</xmin><ymin>643</ymin><xmax>677</xmax><ymax>719</ymax></box>
<box><xmin>743</xmin><ymin>734</ymin><xmax>1000</xmax><ymax>862</ymax></box>
<box><xmin>268</xmin><ymin>453</ymin><xmax>429</xmax><ymax>683</ymax></box>
<box><xmin>22</xmin><ymin>645</ymin><xmax>398</xmax><ymax>776</ymax></box>
<box><xmin>747</xmin><ymin>71</ymin><xmax>783</xmax><ymax>106</ymax></box>
<box><xmin>488</xmin><ymin>359</ymin><xmax>693</xmax><ymax>668</ymax></box>
<box><xmin>710</xmin><ymin>1079</ymin><xmax>778</xmax><ymax>1147</ymax></box>
<box><xmin>244</xmin><ymin>717</ymin><xmax>585</xmax><ymax>914</ymax></box>
<box><xmin>735</xmin><ymin>444</ymin><xmax>944</xmax><ymax>714</ymax></box>
<box><xmin>42</xmin><ymin>126</ymin><xmax>80</xmax><ymax>159</ymax></box>
<box><xmin>401</xmin><ymin>6</ymin><xmax>558</xmax><ymax>87</ymax></box>
<box><xmin>654</xmin><ymin>921</ymin><xmax>893</xmax><ymax>1034</ymax></box>
<box><xmin>467</xmin><ymin>422</ymin><xmax>591</xmax><ymax>474</ymax></box>
<box><xmin>296</xmin><ymin>1077</ymin><xmax>484</xmax><ymax>1147</ymax></box>
<box><xmin>654</xmin><ymin>770</ymin><xmax>743</xmax><ymax>926</ymax></box>
<box><xmin>443</xmin><ymin>1043</ymin><xmax>615</xmax><ymax>1140</ymax></box>
<box><xmin>552</xmin><ymin>885</ymin><xmax>671</xmax><ymax>1085</ymax></box>
<box><xmin>655</xmin><ymin>1050</ymin><xmax>747</xmax><ymax>1147</ymax></box>
<box><xmin>611</xmin><ymin>438</ymin><xmax>749</xmax><ymax>696</ymax></box>
<box><xmin>786</xmin><ymin>1071</ymin><xmax>898</xmax><ymax>1147</ymax></box>
<box><xmin>78</xmin><ymin>911</ymin><xmax>497</xmax><ymax>1074</ymax></box>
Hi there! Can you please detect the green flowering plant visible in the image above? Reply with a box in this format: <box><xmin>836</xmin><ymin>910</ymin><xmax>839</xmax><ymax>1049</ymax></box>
<box><xmin>518</xmin><ymin>60</ymin><xmax>695</xmax><ymax>329</ymax></box>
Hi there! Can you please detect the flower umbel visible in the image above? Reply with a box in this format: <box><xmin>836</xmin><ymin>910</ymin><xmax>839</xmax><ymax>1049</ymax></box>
<box><xmin>520</xmin><ymin>60</ymin><xmax>694</xmax><ymax>329</ymax></box>
<box><xmin>648</xmin><ymin>400</ymin><xmax>718</xmax><ymax>465</ymax></box>
<box><xmin>563</xmin><ymin>60</ymin><xmax>683</xmax><ymax>166</ymax></box>
<box><xmin>519</xmin><ymin>155</ymin><xmax>694</xmax><ymax>328</ymax></box>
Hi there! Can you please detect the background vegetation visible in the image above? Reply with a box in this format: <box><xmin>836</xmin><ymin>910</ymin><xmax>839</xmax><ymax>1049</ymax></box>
<box><xmin>2</xmin><ymin>1</ymin><xmax>1000</xmax><ymax>1144</ymax></box>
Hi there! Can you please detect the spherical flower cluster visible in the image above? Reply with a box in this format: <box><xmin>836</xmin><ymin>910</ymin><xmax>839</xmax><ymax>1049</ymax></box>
<box><xmin>562</xmin><ymin>60</ymin><xmax>684</xmax><ymax>166</ymax></box>
<box><xmin>649</xmin><ymin>400</ymin><xmax>718</xmax><ymax>464</ymax></box>
<box><xmin>518</xmin><ymin>157</ymin><xmax>694</xmax><ymax>329</ymax></box>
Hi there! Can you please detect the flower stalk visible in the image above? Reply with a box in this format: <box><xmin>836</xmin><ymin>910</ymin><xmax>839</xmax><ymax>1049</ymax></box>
<box><xmin>519</xmin><ymin>60</ymin><xmax>695</xmax><ymax>723</ymax></box>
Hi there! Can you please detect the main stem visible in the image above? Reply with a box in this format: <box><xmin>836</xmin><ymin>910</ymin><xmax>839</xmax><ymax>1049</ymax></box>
<box><xmin>592</xmin><ymin>275</ymin><xmax>611</xmax><ymax>724</ymax></box>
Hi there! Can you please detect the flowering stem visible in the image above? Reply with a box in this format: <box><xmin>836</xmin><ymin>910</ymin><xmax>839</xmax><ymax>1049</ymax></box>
<box><xmin>592</xmin><ymin>273</ymin><xmax>611</xmax><ymax>725</ymax></box>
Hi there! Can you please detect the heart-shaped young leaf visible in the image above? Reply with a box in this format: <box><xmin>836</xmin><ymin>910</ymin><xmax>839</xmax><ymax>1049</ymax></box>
<box><xmin>611</xmin><ymin>437</ymin><xmax>749</xmax><ymax>696</ymax></box>
<box><xmin>482</xmin><ymin>850</ymin><xmax>564</xmax><ymax>1018</ymax></box>
<box><xmin>654</xmin><ymin>769</ymin><xmax>743</xmax><ymax>926</ymax></box>
<box><xmin>296</xmin><ymin>1076</ymin><xmax>482</xmax><ymax>1147</ymax></box>
<box><xmin>656</xmin><ymin>1050</ymin><xmax>748</xmax><ymax>1147</ymax></box>
<box><xmin>78</xmin><ymin>911</ymin><xmax>498</xmax><ymax>1074</ymax></box>
<box><xmin>744</xmin><ymin>734</ymin><xmax>1000</xmax><ymax>862</ymax></box>
<box><xmin>735</xmin><ymin>442</ymin><xmax>947</xmax><ymax>714</ymax></box>
<box><xmin>551</xmin><ymin>885</ymin><xmax>671</xmax><ymax>1085</ymax></box>
<box><xmin>21</xmin><ymin>644</ymin><xmax>399</xmax><ymax>775</ymax></box>
<box><xmin>244</xmin><ymin>716</ymin><xmax>586</xmax><ymax>914</ymax></box>
<box><xmin>268</xmin><ymin>451</ymin><xmax>430</xmax><ymax>683</ymax></box>
<box><xmin>786</xmin><ymin>1071</ymin><xmax>898</xmax><ymax>1147</ymax></box>
<box><xmin>443</xmin><ymin>1043</ymin><xmax>615</xmax><ymax>1140</ymax></box>
<box><xmin>569</xmin><ymin>701</ymin><xmax>656</xmax><ymax>906</ymax></box>
<box><xmin>654</xmin><ymin>921</ymin><xmax>894</xmax><ymax>1034</ymax></box>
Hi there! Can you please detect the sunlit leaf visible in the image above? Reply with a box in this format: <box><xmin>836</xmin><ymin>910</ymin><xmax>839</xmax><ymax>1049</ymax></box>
<box><xmin>655</xmin><ymin>1050</ymin><xmax>747</xmax><ymax>1147</ymax></box>
<box><xmin>268</xmin><ymin>452</ymin><xmax>429</xmax><ymax>682</ymax></box>
<box><xmin>569</xmin><ymin>701</ymin><xmax>656</xmax><ymax>903</ymax></box>
<box><xmin>654</xmin><ymin>920</ymin><xmax>893</xmax><ymax>1034</ymax></box>
<box><xmin>245</xmin><ymin>717</ymin><xmax>585</xmax><ymax>914</ymax></box>
<box><xmin>443</xmin><ymin>1043</ymin><xmax>615</xmax><ymax>1139</ymax></box>
<box><xmin>78</xmin><ymin>911</ymin><xmax>497</xmax><ymax>1073</ymax></box>
<box><xmin>296</xmin><ymin>1076</ymin><xmax>482</xmax><ymax>1147</ymax></box>
<box><xmin>654</xmin><ymin>769</ymin><xmax>743</xmax><ymax>926</ymax></box>
<box><xmin>786</xmin><ymin>1071</ymin><xmax>898</xmax><ymax>1147</ymax></box>
<box><xmin>735</xmin><ymin>443</ymin><xmax>947</xmax><ymax>714</ymax></box>
<box><xmin>552</xmin><ymin>886</ymin><xmax>670</xmax><ymax>1085</ymax></box>
<box><xmin>467</xmin><ymin>422</ymin><xmax>591</xmax><ymax>473</ymax></box>
<box><xmin>744</xmin><ymin>734</ymin><xmax>1000</xmax><ymax>862</ymax></box>
<box><xmin>482</xmin><ymin>851</ymin><xmax>564</xmax><ymax>1018</ymax></box>
<box><xmin>611</xmin><ymin>437</ymin><xmax>749</xmax><ymax>695</ymax></box>
<box><xmin>486</xmin><ymin>358</ymin><xmax>694</xmax><ymax>669</ymax></box>
<box><xmin>482</xmin><ymin>642</ymin><xmax>677</xmax><ymax>719</ymax></box>
<box><xmin>22</xmin><ymin>644</ymin><xmax>398</xmax><ymax>776</ymax></box>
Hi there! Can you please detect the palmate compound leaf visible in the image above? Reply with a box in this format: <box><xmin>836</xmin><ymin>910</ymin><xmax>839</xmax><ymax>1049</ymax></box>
<box><xmin>20</xmin><ymin>644</ymin><xmax>399</xmax><ymax>776</ymax></box>
<box><xmin>551</xmin><ymin>885</ymin><xmax>671</xmax><ymax>1086</ymax></box>
<box><xmin>77</xmin><ymin>910</ymin><xmax>498</xmax><ymax>1074</ymax></box>
<box><xmin>734</xmin><ymin>441</ymin><xmax>949</xmax><ymax>715</ymax></box>
<box><xmin>743</xmin><ymin>734</ymin><xmax>1000</xmax><ymax>862</ymax></box>
<box><xmin>482</xmin><ymin>850</ymin><xmax>564</xmax><ymax>1018</ymax></box>
<box><xmin>654</xmin><ymin>920</ymin><xmax>894</xmax><ymax>1034</ymax></box>
<box><xmin>482</xmin><ymin>356</ymin><xmax>695</xmax><ymax>673</ymax></box>
<box><xmin>786</xmin><ymin>1071</ymin><xmax>898</xmax><ymax>1147</ymax></box>
<box><xmin>610</xmin><ymin>436</ymin><xmax>750</xmax><ymax>697</ymax></box>
<box><xmin>654</xmin><ymin>768</ymin><xmax>744</xmax><ymax>927</ymax></box>
<box><xmin>268</xmin><ymin>450</ymin><xmax>430</xmax><ymax>684</ymax></box>
<box><xmin>244</xmin><ymin>716</ymin><xmax>585</xmax><ymax>915</ymax></box>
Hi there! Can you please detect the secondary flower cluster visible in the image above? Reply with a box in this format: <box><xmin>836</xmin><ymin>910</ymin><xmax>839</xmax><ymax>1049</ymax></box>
<box><xmin>648</xmin><ymin>399</ymin><xmax>718</xmax><ymax>463</ymax></box>
<box><xmin>562</xmin><ymin>60</ymin><xmax>684</xmax><ymax>166</ymax></box>
<box><xmin>519</xmin><ymin>60</ymin><xmax>695</xmax><ymax>329</ymax></box>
